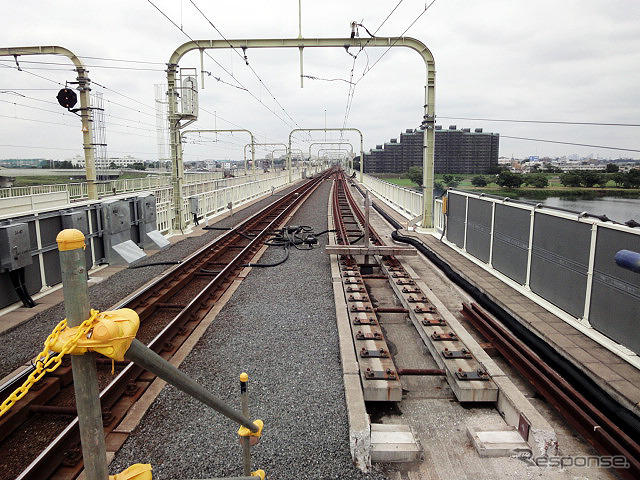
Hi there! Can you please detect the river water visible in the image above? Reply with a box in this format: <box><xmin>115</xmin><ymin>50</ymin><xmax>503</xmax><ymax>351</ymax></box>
<box><xmin>519</xmin><ymin>196</ymin><xmax>639</xmax><ymax>223</ymax></box>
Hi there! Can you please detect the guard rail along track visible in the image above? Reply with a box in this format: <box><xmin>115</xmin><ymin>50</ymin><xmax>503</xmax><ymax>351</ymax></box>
<box><xmin>0</xmin><ymin>168</ymin><xmax>333</xmax><ymax>480</ymax></box>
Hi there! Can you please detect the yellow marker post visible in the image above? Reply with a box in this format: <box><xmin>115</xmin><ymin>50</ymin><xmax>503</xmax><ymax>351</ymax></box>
<box><xmin>56</xmin><ymin>229</ymin><xmax>109</xmax><ymax>480</ymax></box>
<box><xmin>240</xmin><ymin>372</ymin><xmax>251</xmax><ymax>475</ymax></box>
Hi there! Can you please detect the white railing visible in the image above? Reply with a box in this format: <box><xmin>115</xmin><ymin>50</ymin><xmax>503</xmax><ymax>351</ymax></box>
<box><xmin>361</xmin><ymin>173</ymin><xmax>423</xmax><ymax>221</ymax></box>
<box><xmin>434</xmin><ymin>198</ymin><xmax>444</xmax><ymax>233</ymax></box>
<box><xmin>0</xmin><ymin>168</ymin><xmax>306</xmax><ymax>233</ymax></box>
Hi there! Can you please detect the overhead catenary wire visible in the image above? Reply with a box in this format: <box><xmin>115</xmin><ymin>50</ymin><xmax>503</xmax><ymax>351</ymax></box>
<box><xmin>146</xmin><ymin>0</ymin><xmax>302</xmax><ymax>133</ymax></box>
<box><xmin>340</xmin><ymin>1</ymin><xmax>419</xmax><ymax>132</ymax></box>
<box><xmin>355</xmin><ymin>0</ymin><xmax>438</xmax><ymax>85</ymax></box>
<box><xmin>187</xmin><ymin>0</ymin><xmax>308</xmax><ymax>137</ymax></box>
<box><xmin>500</xmin><ymin>135</ymin><xmax>640</xmax><ymax>153</ymax></box>
<box><xmin>0</xmin><ymin>58</ymin><xmax>165</xmax><ymax>72</ymax></box>
<box><xmin>438</xmin><ymin>116</ymin><xmax>640</xmax><ymax>127</ymax></box>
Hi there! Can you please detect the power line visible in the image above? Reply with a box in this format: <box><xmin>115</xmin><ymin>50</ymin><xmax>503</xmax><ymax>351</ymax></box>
<box><xmin>187</xmin><ymin>0</ymin><xmax>305</xmax><ymax>135</ymax></box>
<box><xmin>373</xmin><ymin>0</ymin><xmax>404</xmax><ymax>35</ymax></box>
<box><xmin>0</xmin><ymin>63</ymin><xmax>65</xmax><ymax>86</ymax></box>
<box><xmin>1</xmin><ymin>60</ymin><xmax>160</xmax><ymax>120</ymax></box>
<box><xmin>356</xmin><ymin>0</ymin><xmax>438</xmax><ymax>85</ymax></box>
<box><xmin>0</xmin><ymin>58</ymin><xmax>165</xmax><ymax>72</ymax></box>
<box><xmin>439</xmin><ymin>116</ymin><xmax>640</xmax><ymax>127</ymax></box>
<box><xmin>340</xmin><ymin>1</ymin><xmax>410</xmax><ymax>131</ymax></box>
<box><xmin>501</xmin><ymin>135</ymin><xmax>640</xmax><ymax>153</ymax></box>
<box><xmin>146</xmin><ymin>0</ymin><xmax>299</xmax><ymax>132</ymax></box>
<box><xmin>78</xmin><ymin>55</ymin><xmax>166</xmax><ymax>65</ymax></box>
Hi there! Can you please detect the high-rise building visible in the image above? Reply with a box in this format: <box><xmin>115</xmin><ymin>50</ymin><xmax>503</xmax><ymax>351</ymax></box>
<box><xmin>358</xmin><ymin>126</ymin><xmax>499</xmax><ymax>174</ymax></box>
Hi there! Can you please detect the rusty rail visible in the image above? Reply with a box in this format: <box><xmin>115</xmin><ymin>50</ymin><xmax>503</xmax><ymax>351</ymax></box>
<box><xmin>461</xmin><ymin>302</ymin><xmax>640</xmax><ymax>480</ymax></box>
<box><xmin>2</xmin><ymin>169</ymin><xmax>334</xmax><ymax>480</ymax></box>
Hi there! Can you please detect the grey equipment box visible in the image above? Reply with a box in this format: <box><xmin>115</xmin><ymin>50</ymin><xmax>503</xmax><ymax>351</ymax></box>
<box><xmin>101</xmin><ymin>199</ymin><xmax>146</xmax><ymax>265</ymax></box>
<box><xmin>189</xmin><ymin>196</ymin><xmax>199</xmax><ymax>215</ymax></box>
<box><xmin>0</xmin><ymin>223</ymin><xmax>32</xmax><ymax>272</ymax></box>
<box><xmin>136</xmin><ymin>193</ymin><xmax>170</xmax><ymax>250</ymax></box>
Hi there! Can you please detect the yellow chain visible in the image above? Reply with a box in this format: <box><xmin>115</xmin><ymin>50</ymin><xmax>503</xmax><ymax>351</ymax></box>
<box><xmin>0</xmin><ymin>309</ymin><xmax>100</xmax><ymax>418</ymax></box>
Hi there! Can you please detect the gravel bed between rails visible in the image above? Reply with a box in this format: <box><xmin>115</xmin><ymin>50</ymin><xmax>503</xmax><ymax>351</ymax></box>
<box><xmin>110</xmin><ymin>179</ymin><xmax>388</xmax><ymax>479</ymax></box>
<box><xmin>0</xmin><ymin>181</ymin><xmax>304</xmax><ymax>379</ymax></box>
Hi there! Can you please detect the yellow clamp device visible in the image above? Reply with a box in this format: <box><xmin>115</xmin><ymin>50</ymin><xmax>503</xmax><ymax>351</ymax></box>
<box><xmin>238</xmin><ymin>419</ymin><xmax>264</xmax><ymax>438</ymax></box>
<box><xmin>50</xmin><ymin>308</ymin><xmax>140</xmax><ymax>361</ymax></box>
<box><xmin>109</xmin><ymin>463</ymin><xmax>152</xmax><ymax>480</ymax></box>
<box><xmin>251</xmin><ymin>469</ymin><xmax>266</xmax><ymax>480</ymax></box>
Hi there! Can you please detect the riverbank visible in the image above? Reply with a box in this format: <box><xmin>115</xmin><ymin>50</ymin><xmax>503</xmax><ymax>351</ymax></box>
<box><xmin>378</xmin><ymin>176</ymin><xmax>640</xmax><ymax>199</ymax></box>
<box><xmin>469</xmin><ymin>187</ymin><xmax>640</xmax><ymax>199</ymax></box>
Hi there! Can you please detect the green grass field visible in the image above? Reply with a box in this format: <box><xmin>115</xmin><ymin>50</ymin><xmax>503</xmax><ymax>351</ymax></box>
<box><xmin>12</xmin><ymin>173</ymin><xmax>149</xmax><ymax>187</ymax></box>
<box><xmin>379</xmin><ymin>173</ymin><xmax>637</xmax><ymax>197</ymax></box>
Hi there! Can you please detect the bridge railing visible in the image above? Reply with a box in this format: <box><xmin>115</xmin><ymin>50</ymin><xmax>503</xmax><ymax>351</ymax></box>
<box><xmin>178</xmin><ymin>169</ymin><xmax>302</xmax><ymax>229</ymax></box>
<box><xmin>443</xmin><ymin>188</ymin><xmax>640</xmax><ymax>357</ymax></box>
<box><xmin>361</xmin><ymin>174</ymin><xmax>423</xmax><ymax>221</ymax></box>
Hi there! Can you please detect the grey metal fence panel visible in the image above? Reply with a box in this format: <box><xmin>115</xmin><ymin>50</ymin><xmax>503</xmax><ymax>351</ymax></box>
<box><xmin>530</xmin><ymin>213</ymin><xmax>591</xmax><ymax>317</ymax></box>
<box><xmin>446</xmin><ymin>193</ymin><xmax>466</xmax><ymax>248</ymax></box>
<box><xmin>492</xmin><ymin>204</ymin><xmax>530</xmax><ymax>284</ymax></box>
<box><xmin>466</xmin><ymin>198</ymin><xmax>492</xmax><ymax>263</ymax></box>
<box><xmin>589</xmin><ymin>227</ymin><xmax>640</xmax><ymax>354</ymax></box>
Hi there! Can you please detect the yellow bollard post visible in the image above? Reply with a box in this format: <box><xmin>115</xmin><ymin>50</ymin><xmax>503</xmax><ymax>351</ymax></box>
<box><xmin>240</xmin><ymin>372</ymin><xmax>251</xmax><ymax>476</ymax></box>
<box><xmin>56</xmin><ymin>229</ymin><xmax>108</xmax><ymax>480</ymax></box>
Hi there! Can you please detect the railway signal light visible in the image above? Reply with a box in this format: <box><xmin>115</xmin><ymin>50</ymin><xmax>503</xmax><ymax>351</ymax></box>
<box><xmin>56</xmin><ymin>88</ymin><xmax>77</xmax><ymax>109</ymax></box>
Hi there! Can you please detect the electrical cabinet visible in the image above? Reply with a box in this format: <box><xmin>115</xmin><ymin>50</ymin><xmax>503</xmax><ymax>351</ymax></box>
<box><xmin>0</xmin><ymin>223</ymin><xmax>32</xmax><ymax>272</ymax></box>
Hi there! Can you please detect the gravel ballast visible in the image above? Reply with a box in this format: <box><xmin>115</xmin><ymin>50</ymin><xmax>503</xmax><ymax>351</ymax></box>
<box><xmin>109</xmin><ymin>179</ymin><xmax>388</xmax><ymax>479</ymax></box>
<box><xmin>0</xmin><ymin>182</ymin><xmax>303</xmax><ymax>379</ymax></box>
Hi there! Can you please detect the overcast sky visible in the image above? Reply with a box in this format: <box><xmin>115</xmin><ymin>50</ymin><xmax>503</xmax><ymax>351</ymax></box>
<box><xmin>2</xmin><ymin>0</ymin><xmax>639</xmax><ymax>163</ymax></box>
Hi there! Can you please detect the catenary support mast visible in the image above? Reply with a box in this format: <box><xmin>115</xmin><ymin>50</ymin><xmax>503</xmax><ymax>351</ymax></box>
<box><xmin>167</xmin><ymin>37</ymin><xmax>435</xmax><ymax>228</ymax></box>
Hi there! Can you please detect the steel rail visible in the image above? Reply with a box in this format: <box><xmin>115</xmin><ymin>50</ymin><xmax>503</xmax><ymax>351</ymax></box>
<box><xmin>9</xmin><ymin>169</ymin><xmax>333</xmax><ymax>480</ymax></box>
<box><xmin>461</xmin><ymin>302</ymin><xmax>640</xmax><ymax>480</ymax></box>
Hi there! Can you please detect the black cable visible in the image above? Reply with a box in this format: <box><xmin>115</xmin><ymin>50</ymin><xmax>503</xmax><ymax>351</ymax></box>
<box><xmin>129</xmin><ymin>261</ymin><xmax>181</xmax><ymax>269</ymax></box>
<box><xmin>244</xmin><ymin>245</ymin><xmax>290</xmax><ymax>268</ymax></box>
<box><xmin>501</xmin><ymin>135</ymin><xmax>640</xmax><ymax>153</ymax></box>
<box><xmin>391</xmin><ymin>229</ymin><xmax>640</xmax><ymax>444</ymax></box>
<box><xmin>314</xmin><ymin>229</ymin><xmax>337</xmax><ymax>236</ymax></box>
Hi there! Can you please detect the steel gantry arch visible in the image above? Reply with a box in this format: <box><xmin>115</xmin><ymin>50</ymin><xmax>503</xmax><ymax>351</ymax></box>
<box><xmin>182</xmin><ymin>129</ymin><xmax>255</xmax><ymax>175</ymax></box>
<box><xmin>289</xmin><ymin>128</ymin><xmax>364</xmax><ymax>186</ymax></box>
<box><xmin>0</xmin><ymin>46</ymin><xmax>99</xmax><ymax>199</ymax></box>
<box><xmin>166</xmin><ymin>36</ymin><xmax>435</xmax><ymax>229</ymax></box>
<box><xmin>309</xmin><ymin>142</ymin><xmax>354</xmax><ymax>172</ymax></box>
<box><xmin>243</xmin><ymin>143</ymin><xmax>287</xmax><ymax>172</ymax></box>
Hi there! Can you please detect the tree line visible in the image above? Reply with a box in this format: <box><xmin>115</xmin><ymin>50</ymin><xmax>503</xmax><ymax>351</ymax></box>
<box><xmin>405</xmin><ymin>165</ymin><xmax>640</xmax><ymax>190</ymax></box>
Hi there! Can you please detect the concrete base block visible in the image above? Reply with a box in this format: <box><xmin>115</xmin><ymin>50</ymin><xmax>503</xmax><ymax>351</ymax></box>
<box><xmin>345</xmin><ymin>373</ymin><xmax>371</xmax><ymax>472</ymax></box>
<box><xmin>467</xmin><ymin>426</ymin><xmax>530</xmax><ymax>458</ymax></box>
<box><xmin>492</xmin><ymin>376</ymin><xmax>557</xmax><ymax>458</ymax></box>
<box><xmin>371</xmin><ymin>423</ymin><xmax>422</xmax><ymax>463</ymax></box>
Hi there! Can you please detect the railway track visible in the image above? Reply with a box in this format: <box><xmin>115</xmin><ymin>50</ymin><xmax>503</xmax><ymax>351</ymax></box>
<box><xmin>339</xmin><ymin>173</ymin><xmax>640</xmax><ymax>479</ymax></box>
<box><xmin>0</xmin><ymin>169</ymin><xmax>332</xmax><ymax>480</ymax></box>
